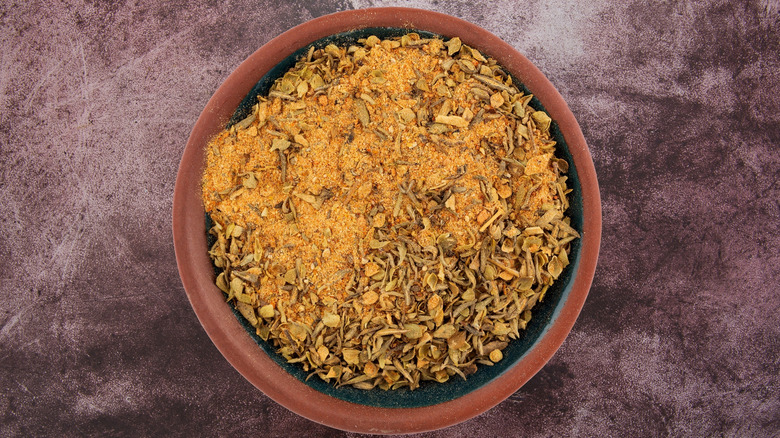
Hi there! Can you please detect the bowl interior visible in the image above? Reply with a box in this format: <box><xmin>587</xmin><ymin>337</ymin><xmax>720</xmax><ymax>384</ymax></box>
<box><xmin>207</xmin><ymin>27</ymin><xmax>584</xmax><ymax>408</ymax></box>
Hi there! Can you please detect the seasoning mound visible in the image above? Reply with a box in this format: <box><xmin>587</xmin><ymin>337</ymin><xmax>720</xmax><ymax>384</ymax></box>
<box><xmin>202</xmin><ymin>33</ymin><xmax>579</xmax><ymax>390</ymax></box>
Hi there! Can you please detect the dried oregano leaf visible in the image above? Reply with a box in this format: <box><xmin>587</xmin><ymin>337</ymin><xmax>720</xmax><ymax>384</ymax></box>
<box><xmin>201</xmin><ymin>33</ymin><xmax>577</xmax><ymax>391</ymax></box>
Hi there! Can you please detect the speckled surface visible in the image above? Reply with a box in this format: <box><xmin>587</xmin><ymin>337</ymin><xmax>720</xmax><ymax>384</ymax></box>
<box><xmin>1</xmin><ymin>1</ymin><xmax>778</xmax><ymax>436</ymax></box>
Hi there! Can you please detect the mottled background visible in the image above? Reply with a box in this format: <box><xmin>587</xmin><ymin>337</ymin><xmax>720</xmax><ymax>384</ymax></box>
<box><xmin>1</xmin><ymin>0</ymin><xmax>778</xmax><ymax>436</ymax></box>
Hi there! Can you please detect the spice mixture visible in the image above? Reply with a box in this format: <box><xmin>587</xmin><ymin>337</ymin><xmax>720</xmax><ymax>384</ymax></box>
<box><xmin>202</xmin><ymin>33</ymin><xmax>579</xmax><ymax>390</ymax></box>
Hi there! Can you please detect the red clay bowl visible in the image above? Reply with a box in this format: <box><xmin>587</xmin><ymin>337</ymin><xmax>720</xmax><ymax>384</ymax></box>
<box><xmin>173</xmin><ymin>7</ymin><xmax>601</xmax><ymax>434</ymax></box>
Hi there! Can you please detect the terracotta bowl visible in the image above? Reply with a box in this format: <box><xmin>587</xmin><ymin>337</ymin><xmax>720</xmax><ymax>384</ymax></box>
<box><xmin>173</xmin><ymin>7</ymin><xmax>601</xmax><ymax>434</ymax></box>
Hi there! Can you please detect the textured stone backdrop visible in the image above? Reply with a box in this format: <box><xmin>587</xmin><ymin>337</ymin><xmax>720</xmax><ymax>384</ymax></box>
<box><xmin>1</xmin><ymin>0</ymin><xmax>778</xmax><ymax>436</ymax></box>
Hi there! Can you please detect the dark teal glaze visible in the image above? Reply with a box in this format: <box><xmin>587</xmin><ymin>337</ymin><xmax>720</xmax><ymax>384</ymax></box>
<box><xmin>208</xmin><ymin>27</ymin><xmax>583</xmax><ymax>408</ymax></box>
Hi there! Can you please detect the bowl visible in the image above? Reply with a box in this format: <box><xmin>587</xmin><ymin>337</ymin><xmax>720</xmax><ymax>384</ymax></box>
<box><xmin>173</xmin><ymin>7</ymin><xmax>601</xmax><ymax>434</ymax></box>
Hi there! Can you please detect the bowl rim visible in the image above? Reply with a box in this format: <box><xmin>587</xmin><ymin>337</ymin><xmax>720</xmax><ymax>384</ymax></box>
<box><xmin>173</xmin><ymin>7</ymin><xmax>601</xmax><ymax>434</ymax></box>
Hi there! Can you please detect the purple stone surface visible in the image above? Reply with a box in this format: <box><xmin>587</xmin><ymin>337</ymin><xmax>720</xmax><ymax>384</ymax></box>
<box><xmin>1</xmin><ymin>1</ymin><xmax>778</xmax><ymax>436</ymax></box>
